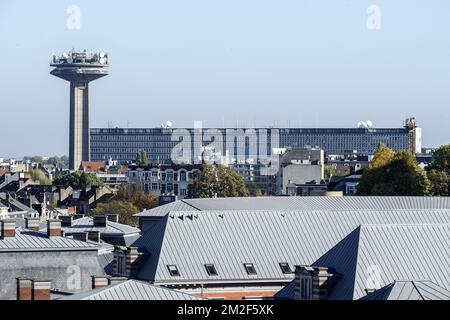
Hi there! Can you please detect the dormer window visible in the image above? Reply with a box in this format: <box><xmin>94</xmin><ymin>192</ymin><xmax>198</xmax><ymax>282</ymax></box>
<box><xmin>205</xmin><ymin>264</ymin><xmax>218</xmax><ymax>276</ymax></box>
<box><xmin>279</xmin><ymin>262</ymin><xmax>292</xmax><ymax>274</ymax></box>
<box><xmin>244</xmin><ymin>263</ymin><xmax>257</xmax><ymax>275</ymax></box>
<box><xmin>167</xmin><ymin>265</ymin><xmax>180</xmax><ymax>277</ymax></box>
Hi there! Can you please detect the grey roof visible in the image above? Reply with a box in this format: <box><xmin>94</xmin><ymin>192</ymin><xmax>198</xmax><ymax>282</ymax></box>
<box><xmin>313</xmin><ymin>224</ymin><xmax>450</xmax><ymax>299</ymax></box>
<box><xmin>0</xmin><ymin>193</ymin><xmax>38</xmax><ymax>214</ymax></box>
<box><xmin>360</xmin><ymin>281</ymin><xmax>450</xmax><ymax>300</ymax></box>
<box><xmin>62</xmin><ymin>280</ymin><xmax>204</xmax><ymax>300</ymax></box>
<box><xmin>57</xmin><ymin>216</ymin><xmax>141</xmax><ymax>236</ymax></box>
<box><xmin>0</xmin><ymin>228</ymin><xmax>100</xmax><ymax>252</ymax></box>
<box><xmin>134</xmin><ymin>209</ymin><xmax>450</xmax><ymax>285</ymax></box>
<box><xmin>135</xmin><ymin>196</ymin><xmax>450</xmax><ymax>217</ymax></box>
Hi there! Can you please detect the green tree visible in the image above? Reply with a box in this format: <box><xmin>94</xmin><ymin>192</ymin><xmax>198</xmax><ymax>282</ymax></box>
<box><xmin>135</xmin><ymin>149</ymin><xmax>149</xmax><ymax>166</ymax></box>
<box><xmin>428</xmin><ymin>145</ymin><xmax>450</xmax><ymax>172</ymax></box>
<box><xmin>188</xmin><ymin>164</ymin><xmax>249</xmax><ymax>198</ymax></box>
<box><xmin>30</xmin><ymin>169</ymin><xmax>52</xmax><ymax>185</ymax></box>
<box><xmin>91</xmin><ymin>200</ymin><xmax>139</xmax><ymax>226</ymax></box>
<box><xmin>53</xmin><ymin>171</ymin><xmax>104</xmax><ymax>189</ymax></box>
<box><xmin>427</xmin><ymin>169</ymin><xmax>450</xmax><ymax>196</ymax></box>
<box><xmin>357</xmin><ymin>146</ymin><xmax>431</xmax><ymax>196</ymax></box>
<box><xmin>324</xmin><ymin>166</ymin><xmax>336</xmax><ymax>181</ymax></box>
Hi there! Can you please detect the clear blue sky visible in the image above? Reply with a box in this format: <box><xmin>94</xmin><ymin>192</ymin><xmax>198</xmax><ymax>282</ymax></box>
<box><xmin>1</xmin><ymin>0</ymin><xmax>449</xmax><ymax>157</ymax></box>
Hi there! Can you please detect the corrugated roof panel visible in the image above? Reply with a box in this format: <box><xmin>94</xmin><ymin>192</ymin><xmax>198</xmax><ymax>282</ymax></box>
<box><xmin>135</xmin><ymin>209</ymin><xmax>450</xmax><ymax>285</ymax></box>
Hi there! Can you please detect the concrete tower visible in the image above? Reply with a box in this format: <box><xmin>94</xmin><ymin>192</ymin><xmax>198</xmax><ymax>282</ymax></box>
<box><xmin>50</xmin><ymin>50</ymin><xmax>109</xmax><ymax>170</ymax></box>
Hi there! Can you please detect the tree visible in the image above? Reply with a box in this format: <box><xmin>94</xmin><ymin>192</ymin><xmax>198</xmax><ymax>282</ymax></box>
<box><xmin>324</xmin><ymin>166</ymin><xmax>336</xmax><ymax>181</ymax></box>
<box><xmin>428</xmin><ymin>145</ymin><xmax>450</xmax><ymax>172</ymax></box>
<box><xmin>91</xmin><ymin>200</ymin><xmax>139</xmax><ymax>226</ymax></box>
<box><xmin>188</xmin><ymin>164</ymin><xmax>249</xmax><ymax>198</ymax></box>
<box><xmin>357</xmin><ymin>146</ymin><xmax>431</xmax><ymax>196</ymax></box>
<box><xmin>131</xmin><ymin>192</ymin><xmax>159</xmax><ymax>211</ymax></box>
<box><xmin>53</xmin><ymin>171</ymin><xmax>104</xmax><ymax>189</ymax></box>
<box><xmin>427</xmin><ymin>169</ymin><xmax>450</xmax><ymax>196</ymax></box>
<box><xmin>30</xmin><ymin>169</ymin><xmax>52</xmax><ymax>185</ymax></box>
<box><xmin>135</xmin><ymin>149</ymin><xmax>149</xmax><ymax>166</ymax></box>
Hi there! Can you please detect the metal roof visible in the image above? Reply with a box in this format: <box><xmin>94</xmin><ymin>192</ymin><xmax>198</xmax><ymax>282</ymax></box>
<box><xmin>57</xmin><ymin>216</ymin><xmax>140</xmax><ymax>236</ymax></box>
<box><xmin>0</xmin><ymin>228</ymin><xmax>100</xmax><ymax>252</ymax></box>
<box><xmin>360</xmin><ymin>280</ymin><xmax>450</xmax><ymax>300</ymax></box>
<box><xmin>313</xmin><ymin>224</ymin><xmax>450</xmax><ymax>299</ymax></box>
<box><xmin>62</xmin><ymin>280</ymin><xmax>204</xmax><ymax>300</ymax></box>
<box><xmin>135</xmin><ymin>196</ymin><xmax>450</xmax><ymax>217</ymax></box>
<box><xmin>134</xmin><ymin>209</ymin><xmax>450</xmax><ymax>285</ymax></box>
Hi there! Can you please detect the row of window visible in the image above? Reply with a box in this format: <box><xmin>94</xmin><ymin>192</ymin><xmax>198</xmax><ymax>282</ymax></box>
<box><xmin>167</xmin><ymin>262</ymin><xmax>293</xmax><ymax>277</ymax></box>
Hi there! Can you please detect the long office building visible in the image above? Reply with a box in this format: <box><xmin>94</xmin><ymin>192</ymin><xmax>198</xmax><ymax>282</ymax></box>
<box><xmin>90</xmin><ymin>119</ymin><xmax>421</xmax><ymax>164</ymax></box>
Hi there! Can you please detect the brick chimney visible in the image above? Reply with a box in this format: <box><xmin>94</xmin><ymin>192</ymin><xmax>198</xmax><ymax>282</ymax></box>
<box><xmin>107</xmin><ymin>214</ymin><xmax>119</xmax><ymax>223</ymax></box>
<box><xmin>91</xmin><ymin>276</ymin><xmax>110</xmax><ymax>289</ymax></box>
<box><xmin>93</xmin><ymin>215</ymin><xmax>107</xmax><ymax>227</ymax></box>
<box><xmin>126</xmin><ymin>247</ymin><xmax>140</xmax><ymax>276</ymax></box>
<box><xmin>88</xmin><ymin>231</ymin><xmax>101</xmax><ymax>243</ymax></box>
<box><xmin>25</xmin><ymin>217</ymin><xmax>40</xmax><ymax>231</ymax></box>
<box><xmin>1</xmin><ymin>219</ymin><xmax>16</xmax><ymax>238</ymax></box>
<box><xmin>32</xmin><ymin>280</ymin><xmax>51</xmax><ymax>300</ymax></box>
<box><xmin>16</xmin><ymin>278</ymin><xmax>32</xmax><ymax>300</ymax></box>
<box><xmin>113</xmin><ymin>246</ymin><xmax>142</xmax><ymax>277</ymax></box>
<box><xmin>60</xmin><ymin>215</ymin><xmax>73</xmax><ymax>227</ymax></box>
<box><xmin>294</xmin><ymin>265</ymin><xmax>336</xmax><ymax>300</ymax></box>
<box><xmin>72</xmin><ymin>232</ymin><xmax>88</xmax><ymax>242</ymax></box>
<box><xmin>47</xmin><ymin>220</ymin><xmax>61</xmax><ymax>238</ymax></box>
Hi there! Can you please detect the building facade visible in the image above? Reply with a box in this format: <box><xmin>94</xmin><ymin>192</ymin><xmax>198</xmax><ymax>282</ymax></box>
<box><xmin>91</xmin><ymin>122</ymin><xmax>420</xmax><ymax>165</ymax></box>
<box><xmin>127</xmin><ymin>164</ymin><xmax>201</xmax><ymax>199</ymax></box>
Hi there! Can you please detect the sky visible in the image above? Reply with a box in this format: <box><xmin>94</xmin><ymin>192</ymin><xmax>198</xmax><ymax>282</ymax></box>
<box><xmin>0</xmin><ymin>0</ymin><xmax>449</xmax><ymax>157</ymax></box>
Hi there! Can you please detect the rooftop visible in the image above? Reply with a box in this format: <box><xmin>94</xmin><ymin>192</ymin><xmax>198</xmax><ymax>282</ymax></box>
<box><xmin>61</xmin><ymin>279</ymin><xmax>204</xmax><ymax>300</ymax></box>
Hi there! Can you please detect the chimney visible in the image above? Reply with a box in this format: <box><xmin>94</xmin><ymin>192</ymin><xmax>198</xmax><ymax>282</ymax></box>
<box><xmin>312</xmin><ymin>267</ymin><xmax>333</xmax><ymax>300</ymax></box>
<box><xmin>93</xmin><ymin>215</ymin><xmax>107</xmax><ymax>227</ymax></box>
<box><xmin>1</xmin><ymin>219</ymin><xmax>16</xmax><ymax>238</ymax></box>
<box><xmin>91</xmin><ymin>276</ymin><xmax>110</xmax><ymax>289</ymax></box>
<box><xmin>88</xmin><ymin>231</ymin><xmax>101</xmax><ymax>243</ymax></box>
<box><xmin>47</xmin><ymin>220</ymin><xmax>61</xmax><ymax>238</ymax></box>
<box><xmin>60</xmin><ymin>215</ymin><xmax>73</xmax><ymax>227</ymax></box>
<box><xmin>16</xmin><ymin>278</ymin><xmax>32</xmax><ymax>300</ymax></box>
<box><xmin>113</xmin><ymin>247</ymin><xmax>141</xmax><ymax>277</ymax></box>
<box><xmin>106</xmin><ymin>214</ymin><xmax>119</xmax><ymax>223</ymax></box>
<box><xmin>126</xmin><ymin>247</ymin><xmax>140</xmax><ymax>276</ymax></box>
<box><xmin>294</xmin><ymin>266</ymin><xmax>314</xmax><ymax>300</ymax></box>
<box><xmin>25</xmin><ymin>217</ymin><xmax>40</xmax><ymax>231</ymax></box>
<box><xmin>32</xmin><ymin>280</ymin><xmax>51</xmax><ymax>300</ymax></box>
<box><xmin>72</xmin><ymin>232</ymin><xmax>88</xmax><ymax>242</ymax></box>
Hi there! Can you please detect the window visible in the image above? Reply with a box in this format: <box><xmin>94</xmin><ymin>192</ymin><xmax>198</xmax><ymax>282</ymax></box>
<box><xmin>205</xmin><ymin>264</ymin><xmax>218</xmax><ymax>276</ymax></box>
<box><xmin>167</xmin><ymin>265</ymin><xmax>180</xmax><ymax>276</ymax></box>
<box><xmin>117</xmin><ymin>255</ymin><xmax>126</xmax><ymax>276</ymax></box>
<box><xmin>300</xmin><ymin>278</ymin><xmax>312</xmax><ymax>300</ymax></box>
<box><xmin>279</xmin><ymin>262</ymin><xmax>292</xmax><ymax>274</ymax></box>
<box><xmin>243</xmin><ymin>263</ymin><xmax>257</xmax><ymax>275</ymax></box>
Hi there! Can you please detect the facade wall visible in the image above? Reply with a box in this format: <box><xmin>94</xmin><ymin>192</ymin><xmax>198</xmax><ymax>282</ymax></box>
<box><xmin>91</xmin><ymin>127</ymin><xmax>410</xmax><ymax>164</ymax></box>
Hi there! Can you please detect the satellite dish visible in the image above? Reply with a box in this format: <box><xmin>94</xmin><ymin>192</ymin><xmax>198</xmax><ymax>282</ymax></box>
<box><xmin>99</xmin><ymin>58</ymin><xmax>106</xmax><ymax>64</ymax></box>
<box><xmin>366</xmin><ymin>120</ymin><xmax>373</xmax><ymax>128</ymax></box>
<box><xmin>100</xmin><ymin>52</ymin><xmax>106</xmax><ymax>58</ymax></box>
<box><xmin>357</xmin><ymin>121</ymin><xmax>363</xmax><ymax>128</ymax></box>
<box><xmin>165</xmin><ymin>120</ymin><xmax>173</xmax><ymax>128</ymax></box>
<box><xmin>62</xmin><ymin>53</ymin><xmax>69</xmax><ymax>59</ymax></box>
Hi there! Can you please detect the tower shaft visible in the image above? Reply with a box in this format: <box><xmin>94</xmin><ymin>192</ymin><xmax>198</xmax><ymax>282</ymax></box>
<box><xmin>69</xmin><ymin>82</ymin><xmax>90</xmax><ymax>170</ymax></box>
